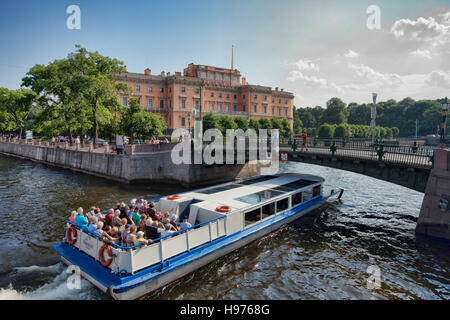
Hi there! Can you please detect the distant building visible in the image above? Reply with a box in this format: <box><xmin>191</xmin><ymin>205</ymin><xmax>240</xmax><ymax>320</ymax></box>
<box><xmin>113</xmin><ymin>63</ymin><xmax>294</xmax><ymax>133</ymax></box>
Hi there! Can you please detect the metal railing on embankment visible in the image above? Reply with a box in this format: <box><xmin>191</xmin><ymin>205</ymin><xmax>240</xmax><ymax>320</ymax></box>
<box><xmin>282</xmin><ymin>138</ymin><xmax>435</xmax><ymax>169</ymax></box>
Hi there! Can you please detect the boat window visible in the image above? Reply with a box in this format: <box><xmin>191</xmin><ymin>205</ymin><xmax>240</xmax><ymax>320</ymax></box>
<box><xmin>244</xmin><ymin>208</ymin><xmax>262</xmax><ymax>227</ymax></box>
<box><xmin>261</xmin><ymin>202</ymin><xmax>275</xmax><ymax>219</ymax></box>
<box><xmin>196</xmin><ymin>183</ymin><xmax>242</xmax><ymax>194</ymax></box>
<box><xmin>292</xmin><ymin>192</ymin><xmax>302</xmax><ymax>206</ymax></box>
<box><xmin>313</xmin><ymin>185</ymin><xmax>321</xmax><ymax>197</ymax></box>
<box><xmin>303</xmin><ymin>189</ymin><xmax>313</xmax><ymax>202</ymax></box>
<box><xmin>235</xmin><ymin>189</ymin><xmax>284</xmax><ymax>205</ymax></box>
<box><xmin>238</xmin><ymin>175</ymin><xmax>278</xmax><ymax>185</ymax></box>
<box><xmin>276</xmin><ymin>198</ymin><xmax>289</xmax><ymax>213</ymax></box>
<box><xmin>278</xmin><ymin>179</ymin><xmax>315</xmax><ymax>190</ymax></box>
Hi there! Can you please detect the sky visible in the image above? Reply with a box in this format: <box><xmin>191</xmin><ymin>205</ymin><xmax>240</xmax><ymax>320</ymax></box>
<box><xmin>0</xmin><ymin>0</ymin><xmax>449</xmax><ymax>108</ymax></box>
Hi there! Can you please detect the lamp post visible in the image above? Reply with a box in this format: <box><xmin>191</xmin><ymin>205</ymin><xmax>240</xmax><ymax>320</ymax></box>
<box><xmin>440</xmin><ymin>97</ymin><xmax>449</xmax><ymax>148</ymax></box>
<box><xmin>187</xmin><ymin>113</ymin><xmax>191</xmax><ymax>136</ymax></box>
<box><xmin>371</xmin><ymin>93</ymin><xmax>377</xmax><ymax>144</ymax></box>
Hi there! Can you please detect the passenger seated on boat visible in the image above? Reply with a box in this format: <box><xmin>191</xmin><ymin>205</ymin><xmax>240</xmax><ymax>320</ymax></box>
<box><xmin>138</xmin><ymin>214</ymin><xmax>147</xmax><ymax>232</ymax></box>
<box><xmin>131</xmin><ymin>207</ymin><xmax>141</xmax><ymax>227</ymax></box>
<box><xmin>94</xmin><ymin>208</ymin><xmax>104</xmax><ymax>222</ymax></box>
<box><xmin>68</xmin><ymin>211</ymin><xmax>77</xmax><ymax>223</ymax></box>
<box><xmin>179</xmin><ymin>217</ymin><xmax>192</xmax><ymax>230</ymax></box>
<box><xmin>135</xmin><ymin>231</ymin><xmax>152</xmax><ymax>246</ymax></box>
<box><xmin>112</xmin><ymin>210</ymin><xmax>122</xmax><ymax>228</ymax></box>
<box><xmin>161</xmin><ymin>223</ymin><xmax>177</xmax><ymax>237</ymax></box>
<box><xmin>119</xmin><ymin>205</ymin><xmax>132</xmax><ymax>225</ymax></box>
<box><xmin>161</xmin><ymin>212</ymin><xmax>170</xmax><ymax>225</ymax></box>
<box><xmin>122</xmin><ymin>224</ymin><xmax>131</xmax><ymax>244</ymax></box>
<box><xmin>103</xmin><ymin>226</ymin><xmax>120</xmax><ymax>244</ymax></box>
<box><xmin>146</xmin><ymin>221</ymin><xmax>164</xmax><ymax>240</ymax></box>
<box><xmin>87</xmin><ymin>217</ymin><xmax>99</xmax><ymax>233</ymax></box>
<box><xmin>75</xmin><ymin>209</ymin><xmax>88</xmax><ymax>229</ymax></box>
<box><xmin>169</xmin><ymin>214</ymin><xmax>180</xmax><ymax>231</ymax></box>
<box><xmin>147</xmin><ymin>202</ymin><xmax>160</xmax><ymax>221</ymax></box>
<box><xmin>125</xmin><ymin>225</ymin><xmax>138</xmax><ymax>247</ymax></box>
<box><xmin>104</xmin><ymin>209</ymin><xmax>114</xmax><ymax>227</ymax></box>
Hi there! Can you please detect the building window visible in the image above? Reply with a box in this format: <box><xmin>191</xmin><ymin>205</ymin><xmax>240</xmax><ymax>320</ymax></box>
<box><xmin>234</xmin><ymin>94</ymin><xmax>237</xmax><ymax>99</ymax></box>
<box><xmin>243</xmin><ymin>95</ymin><xmax>246</xmax><ymax>99</ymax></box>
<box><xmin>122</xmin><ymin>96</ymin><xmax>128</xmax><ymax>107</ymax></box>
<box><xmin>135</xmin><ymin>84</ymin><xmax>141</xmax><ymax>91</ymax></box>
<box><xmin>254</xmin><ymin>94</ymin><xmax>257</xmax><ymax>99</ymax></box>
<box><xmin>285</xmin><ymin>99</ymin><xmax>288</xmax><ymax>104</ymax></box>
<box><xmin>278</xmin><ymin>98</ymin><xmax>281</xmax><ymax>103</ymax></box>
<box><xmin>181</xmin><ymin>117</ymin><xmax>186</xmax><ymax>127</ymax></box>
<box><xmin>160</xmin><ymin>100</ymin><xmax>164</xmax><ymax>108</ymax></box>
<box><xmin>225</xmin><ymin>103</ymin><xmax>230</xmax><ymax>111</ymax></box>
<box><xmin>147</xmin><ymin>98</ymin><xmax>153</xmax><ymax>108</ymax></box>
<box><xmin>264</xmin><ymin>95</ymin><xmax>267</xmax><ymax>100</ymax></box>
<box><xmin>272</xmin><ymin>98</ymin><xmax>275</xmax><ymax>103</ymax></box>
<box><xmin>263</xmin><ymin>105</ymin><xmax>267</xmax><ymax>114</ymax></box>
<box><xmin>219</xmin><ymin>92</ymin><xmax>222</xmax><ymax>98</ymax></box>
<box><xmin>137</xmin><ymin>97</ymin><xmax>141</xmax><ymax>104</ymax></box>
<box><xmin>181</xmin><ymin>99</ymin><xmax>186</xmax><ymax>109</ymax></box>
<box><xmin>278</xmin><ymin>108</ymin><xmax>281</xmax><ymax>116</ymax></box>
<box><xmin>226</xmin><ymin>93</ymin><xmax>230</xmax><ymax>99</ymax></box>
<box><xmin>272</xmin><ymin>107</ymin><xmax>274</xmax><ymax>115</ymax></box>
<box><xmin>194</xmin><ymin>100</ymin><xmax>199</xmax><ymax>109</ymax></box>
<box><xmin>148</xmin><ymin>86</ymin><xmax>153</xmax><ymax>92</ymax></box>
<box><xmin>210</xmin><ymin>91</ymin><xmax>214</xmax><ymax>98</ymax></box>
<box><xmin>181</xmin><ymin>87</ymin><xmax>186</xmax><ymax>93</ymax></box>
<box><xmin>160</xmin><ymin>87</ymin><xmax>164</xmax><ymax>93</ymax></box>
<box><xmin>233</xmin><ymin>104</ymin><xmax>237</xmax><ymax>112</ymax></box>
<box><xmin>218</xmin><ymin>103</ymin><xmax>222</xmax><ymax>111</ymax></box>
<box><xmin>253</xmin><ymin>104</ymin><xmax>257</xmax><ymax>113</ymax></box>
<box><xmin>210</xmin><ymin>102</ymin><xmax>214</xmax><ymax>110</ymax></box>
<box><xmin>285</xmin><ymin>108</ymin><xmax>288</xmax><ymax>116</ymax></box>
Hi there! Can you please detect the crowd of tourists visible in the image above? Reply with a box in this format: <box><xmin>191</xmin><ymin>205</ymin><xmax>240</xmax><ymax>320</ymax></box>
<box><xmin>68</xmin><ymin>199</ymin><xmax>192</xmax><ymax>248</ymax></box>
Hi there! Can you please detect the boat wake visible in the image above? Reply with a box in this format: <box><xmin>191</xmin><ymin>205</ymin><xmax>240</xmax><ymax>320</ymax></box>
<box><xmin>0</xmin><ymin>263</ymin><xmax>102</xmax><ymax>300</ymax></box>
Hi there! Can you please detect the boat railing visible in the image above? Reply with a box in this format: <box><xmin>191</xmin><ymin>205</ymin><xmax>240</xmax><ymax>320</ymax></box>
<box><xmin>64</xmin><ymin>211</ymin><xmax>243</xmax><ymax>274</ymax></box>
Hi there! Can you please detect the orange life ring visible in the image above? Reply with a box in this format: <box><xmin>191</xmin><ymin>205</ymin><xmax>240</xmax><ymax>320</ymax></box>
<box><xmin>67</xmin><ymin>226</ymin><xmax>77</xmax><ymax>245</ymax></box>
<box><xmin>99</xmin><ymin>244</ymin><xmax>113</xmax><ymax>267</ymax></box>
<box><xmin>216</xmin><ymin>205</ymin><xmax>231</xmax><ymax>213</ymax></box>
<box><xmin>168</xmin><ymin>195</ymin><xmax>180</xmax><ymax>200</ymax></box>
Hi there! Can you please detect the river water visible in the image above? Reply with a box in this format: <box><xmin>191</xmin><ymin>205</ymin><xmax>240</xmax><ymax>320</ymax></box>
<box><xmin>0</xmin><ymin>154</ymin><xmax>448</xmax><ymax>300</ymax></box>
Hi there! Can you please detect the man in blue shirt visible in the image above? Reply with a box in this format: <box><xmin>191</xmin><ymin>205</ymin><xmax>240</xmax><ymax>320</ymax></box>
<box><xmin>75</xmin><ymin>212</ymin><xmax>88</xmax><ymax>229</ymax></box>
<box><xmin>179</xmin><ymin>217</ymin><xmax>192</xmax><ymax>230</ymax></box>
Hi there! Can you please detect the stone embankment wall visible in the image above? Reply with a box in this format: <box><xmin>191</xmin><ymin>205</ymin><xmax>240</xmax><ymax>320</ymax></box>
<box><xmin>0</xmin><ymin>139</ymin><xmax>268</xmax><ymax>186</ymax></box>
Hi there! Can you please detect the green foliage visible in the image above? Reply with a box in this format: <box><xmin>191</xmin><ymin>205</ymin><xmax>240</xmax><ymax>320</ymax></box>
<box><xmin>317</xmin><ymin>123</ymin><xmax>334</xmax><ymax>139</ymax></box>
<box><xmin>319</xmin><ymin>97</ymin><xmax>348</xmax><ymax>125</ymax></box>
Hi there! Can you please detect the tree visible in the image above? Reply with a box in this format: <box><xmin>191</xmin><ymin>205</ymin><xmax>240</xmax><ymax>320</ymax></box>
<box><xmin>121</xmin><ymin>98</ymin><xmax>166</xmax><ymax>141</ymax></box>
<box><xmin>248</xmin><ymin>119</ymin><xmax>260</xmax><ymax>132</ymax></box>
<box><xmin>0</xmin><ymin>87</ymin><xmax>37</xmax><ymax>138</ymax></box>
<box><xmin>217</xmin><ymin>115</ymin><xmax>237</xmax><ymax>135</ymax></box>
<box><xmin>317</xmin><ymin>123</ymin><xmax>334</xmax><ymax>139</ymax></box>
<box><xmin>334</xmin><ymin>123</ymin><xmax>350</xmax><ymax>139</ymax></box>
<box><xmin>234</xmin><ymin>116</ymin><xmax>249</xmax><ymax>132</ymax></box>
<box><xmin>319</xmin><ymin>97</ymin><xmax>348</xmax><ymax>125</ymax></box>
<box><xmin>202</xmin><ymin>112</ymin><xmax>220</xmax><ymax>133</ymax></box>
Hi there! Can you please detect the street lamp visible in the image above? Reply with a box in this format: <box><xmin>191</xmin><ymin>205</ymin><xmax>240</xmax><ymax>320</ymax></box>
<box><xmin>371</xmin><ymin>93</ymin><xmax>377</xmax><ymax>144</ymax></box>
<box><xmin>440</xmin><ymin>97</ymin><xmax>449</xmax><ymax>147</ymax></box>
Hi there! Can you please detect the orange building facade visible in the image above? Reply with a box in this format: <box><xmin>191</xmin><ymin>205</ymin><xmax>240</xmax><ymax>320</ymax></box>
<box><xmin>113</xmin><ymin>63</ymin><xmax>294</xmax><ymax>133</ymax></box>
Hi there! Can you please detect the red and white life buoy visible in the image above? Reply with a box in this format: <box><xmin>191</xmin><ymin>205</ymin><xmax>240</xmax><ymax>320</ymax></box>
<box><xmin>99</xmin><ymin>244</ymin><xmax>113</xmax><ymax>267</ymax></box>
<box><xmin>216</xmin><ymin>205</ymin><xmax>231</xmax><ymax>213</ymax></box>
<box><xmin>67</xmin><ymin>226</ymin><xmax>78</xmax><ymax>245</ymax></box>
<box><xmin>168</xmin><ymin>195</ymin><xmax>181</xmax><ymax>200</ymax></box>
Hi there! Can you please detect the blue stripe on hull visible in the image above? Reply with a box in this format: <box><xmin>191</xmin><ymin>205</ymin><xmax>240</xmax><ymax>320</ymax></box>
<box><xmin>53</xmin><ymin>196</ymin><xmax>324</xmax><ymax>296</ymax></box>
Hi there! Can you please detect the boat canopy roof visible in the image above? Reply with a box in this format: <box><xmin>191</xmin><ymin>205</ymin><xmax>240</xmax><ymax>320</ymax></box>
<box><xmin>159</xmin><ymin>173</ymin><xmax>324</xmax><ymax>222</ymax></box>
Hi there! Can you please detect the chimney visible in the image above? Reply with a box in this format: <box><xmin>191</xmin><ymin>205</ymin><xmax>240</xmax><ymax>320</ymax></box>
<box><xmin>144</xmin><ymin>68</ymin><xmax>151</xmax><ymax>75</ymax></box>
<box><xmin>275</xmin><ymin>87</ymin><xmax>278</xmax><ymax>91</ymax></box>
<box><xmin>167</xmin><ymin>72</ymin><xmax>171</xmax><ymax>77</ymax></box>
<box><xmin>161</xmin><ymin>71</ymin><xmax>165</xmax><ymax>77</ymax></box>
<box><xmin>241</xmin><ymin>77</ymin><xmax>246</xmax><ymax>85</ymax></box>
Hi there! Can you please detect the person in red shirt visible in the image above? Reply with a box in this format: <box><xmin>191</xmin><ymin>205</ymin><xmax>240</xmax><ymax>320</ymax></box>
<box><xmin>301</xmin><ymin>131</ymin><xmax>308</xmax><ymax>151</ymax></box>
<box><xmin>104</xmin><ymin>209</ymin><xmax>114</xmax><ymax>227</ymax></box>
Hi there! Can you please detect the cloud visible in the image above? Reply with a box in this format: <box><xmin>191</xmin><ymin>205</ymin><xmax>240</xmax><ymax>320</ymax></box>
<box><xmin>425</xmin><ymin>70</ymin><xmax>450</xmax><ymax>88</ymax></box>
<box><xmin>390</xmin><ymin>14</ymin><xmax>450</xmax><ymax>45</ymax></box>
<box><xmin>409</xmin><ymin>48</ymin><xmax>432</xmax><ymax>59</ymax></box>
<box><xmin>343</xmin><ymin>49</ymin><xmax>359</xmax><ymax>59</ymax></box>
<box><xmin>348</xmin><ymin>63</ymin><xmax>403</xmax><ymax>87</ymax></box>
<box><xmin>287</xmin><ymin>70</ymin><xmax>327</xmax><ymax>88</ymax></box>
<box><xmin>293</xmin><ymin>58</ymin><xmax>320</xmax><ymax>72</ymax></box>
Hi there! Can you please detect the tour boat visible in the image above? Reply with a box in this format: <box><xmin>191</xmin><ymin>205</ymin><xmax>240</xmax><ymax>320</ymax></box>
<box><xmin>53</xmin><ymin>173</ymin><xmax>344</xmax><ymax>300</ymax></box>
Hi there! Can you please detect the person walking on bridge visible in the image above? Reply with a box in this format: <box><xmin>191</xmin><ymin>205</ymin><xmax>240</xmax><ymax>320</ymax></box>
<box><xmin>301</xmin><ymin>131</ymin><xmax>308</xmax><ymax>151</ymax></box>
